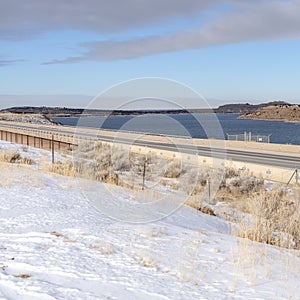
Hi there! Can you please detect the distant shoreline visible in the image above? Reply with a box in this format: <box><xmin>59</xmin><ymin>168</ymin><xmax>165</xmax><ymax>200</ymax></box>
<box><xmin>1</xmin><ymin>101</ymin><xmax>292</xmax><ymax>118</ymax></box>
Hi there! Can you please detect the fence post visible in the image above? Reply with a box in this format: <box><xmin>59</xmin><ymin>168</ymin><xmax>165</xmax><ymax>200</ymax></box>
<box><xmin>142</xmin><ymin>159</ymin><xmax>147</xmax><ymax>190</ymax></box>
<box><xmin>51</xmin><ymin>135</ymin><xmax>55</xmax><ymax>164</ymax></box>
<box><xmin>208</xmin><ymin>175</ymin><xmax>211</xmax><ymax>202</ymax></box>
<box><xmin>287</xmin><ymin>169</ymin><xmax>298</xmax><ymax>186</ymax></box>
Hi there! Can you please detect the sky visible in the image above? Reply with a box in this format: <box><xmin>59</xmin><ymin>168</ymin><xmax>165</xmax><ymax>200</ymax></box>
<box><xmin>0</xmin><ymin>0</ymin><xmax>300</xmax><ymax>109</ymax></box>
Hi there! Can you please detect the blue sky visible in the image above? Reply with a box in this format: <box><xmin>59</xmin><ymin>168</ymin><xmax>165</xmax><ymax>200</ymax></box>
<box><xmin>0</xmin><ymin>0</ymin><xmax>300</xmax><ymax>108</ymax></box>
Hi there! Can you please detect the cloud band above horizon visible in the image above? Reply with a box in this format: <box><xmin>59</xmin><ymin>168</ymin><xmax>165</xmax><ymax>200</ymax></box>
<box><xmin>1</xmin><ymin>0</ymin><xmax>300</xmax><ymax>64</ymax></box>
<box><xmin>45</xmin><ymin>1</ymin><xmax>300</xmax><ymax>63</ymax></box>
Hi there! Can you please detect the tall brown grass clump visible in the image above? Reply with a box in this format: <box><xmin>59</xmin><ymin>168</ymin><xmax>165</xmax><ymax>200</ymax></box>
<box><xmin>0</xmin><ymin>150</ymin><xmax>34</xmax><ymax>165</ymax></box>
<box><xmin>49</xmin><ymin>161</ymin><xmax>76</xmax><ymax>177</ymax></box>
<box><xmin>164</xmin><ymin>160</ymin><xmax>185</xmax><ymax>178</ymax></box>
<box><xmin>239</xmin><ymin>187</ymin><xmax>300</xmax><ymax>249</ymax></box>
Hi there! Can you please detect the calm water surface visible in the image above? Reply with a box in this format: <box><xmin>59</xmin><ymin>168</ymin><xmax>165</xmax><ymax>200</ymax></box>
<box><xmin>53</xmin><ymin>114</ymin><xmax>300</xmax><ymax>145</ymax></box>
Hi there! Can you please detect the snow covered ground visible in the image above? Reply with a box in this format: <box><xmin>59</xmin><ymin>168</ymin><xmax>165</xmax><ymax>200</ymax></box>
<box><xmin>0</xmin><ymin>113</ymin><xmax>56</xmax><ymax>125</ymax></box>
<box><xmin>0</xmin><ymin>140</ymin><xmax>300</xmax><ymax>299</ymax></box>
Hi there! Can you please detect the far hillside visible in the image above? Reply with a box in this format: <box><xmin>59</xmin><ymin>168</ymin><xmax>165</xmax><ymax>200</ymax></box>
<box><xmin>215</xmin><ymin>101</ymin><xmax>290</xmax><ymax>114</ymax></box>
<box><xmin>239</xmin><ymin>104</ymin><xmax>300</xmax><ymax>122</ymax></box>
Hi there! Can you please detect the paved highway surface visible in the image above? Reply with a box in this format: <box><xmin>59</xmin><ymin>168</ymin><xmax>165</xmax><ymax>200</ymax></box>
<box><xmin>1</xmin><ymin>121</ymin><xmax>299</xmax><ymax>169</ymax></box>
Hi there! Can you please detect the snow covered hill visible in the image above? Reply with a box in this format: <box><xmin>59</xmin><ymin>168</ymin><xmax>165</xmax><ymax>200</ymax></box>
<box><xmin>0</xmin><ymin>140</ymin><xmax>299</xmax><ymax>299</ymax></box>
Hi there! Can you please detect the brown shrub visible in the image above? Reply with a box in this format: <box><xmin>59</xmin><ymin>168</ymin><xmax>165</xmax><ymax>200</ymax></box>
<box><xmin>239</xmin><ymin>188</ymin><xmax>300</xmax><ymax>249</ymax></box>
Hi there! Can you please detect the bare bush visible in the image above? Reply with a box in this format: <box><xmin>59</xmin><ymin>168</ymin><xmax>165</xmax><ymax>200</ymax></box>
<box><xmin>164</xmin><ymin>160</ymin><xmax>185</xmax><ymax>178</ymax></box>
<box><xmin>219</xmin><ymin>168</ymin><xmax>264</xmax><ymax>197</ymax></box>
<box><xmin>112</xmin><ymin>149</ymin><xmax>130</xmax><ymax>172</ymax></box>
<box><xmin>179</xmin><ymin>168</ymin><xmax>208</xmax><ymax>195</ymax></box>
<box><xmin>75</xmin><ymin>141</ymin><xmax>95</xmax><ymax>159</ymax></box>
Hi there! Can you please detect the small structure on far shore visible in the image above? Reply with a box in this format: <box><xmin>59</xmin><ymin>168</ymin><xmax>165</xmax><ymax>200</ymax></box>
<box><xmin>227</xmin><ymin>132</ymin><xmax>271</xmax><ymax>143</ymax></box>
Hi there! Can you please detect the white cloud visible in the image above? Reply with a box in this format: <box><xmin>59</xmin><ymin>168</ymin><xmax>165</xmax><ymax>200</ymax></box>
<box><xmin>0</xmin><ymin>0</ymin><xmax>222</xmax><ymax>39</ymax></box>
<box><xmin>1</xmin><ymin>0</ymin><xmax>299</xmax><ymax>63</ymax></box>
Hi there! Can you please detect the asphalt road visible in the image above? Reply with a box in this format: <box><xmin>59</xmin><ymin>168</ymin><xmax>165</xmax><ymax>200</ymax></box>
<box><xmin>1</xmin><ymin>121</ymin><xmax>299</xmax><ymax>169</ymax></box>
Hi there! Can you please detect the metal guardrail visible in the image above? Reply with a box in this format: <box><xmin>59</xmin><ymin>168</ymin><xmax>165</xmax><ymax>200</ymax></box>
<box><xmin>0</xmin><ymin>124</ymin><xmax>77</xmax><ymax>163</ymax></box>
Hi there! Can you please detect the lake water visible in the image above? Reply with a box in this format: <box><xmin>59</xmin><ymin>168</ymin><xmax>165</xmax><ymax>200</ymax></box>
<box><xmin>53</xmin><ymin>114</ymin><xmax>300</xmax><ymax>145</ymax></box>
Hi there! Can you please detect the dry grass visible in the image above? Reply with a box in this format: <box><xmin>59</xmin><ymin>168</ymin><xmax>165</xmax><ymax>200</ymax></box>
<box><xmin>67</xmin><ymin>141</ymin><xmax>168</xmax><ymax>188</ymax></box>
<box><xmin>198</xmin><ymin>205</ymin><xmax>216</xmax><ymax>216</ymax></box>
<box><xmin>179</xmin><ymin>168</ymin><xmax>208</xmax><ymax>195</ymax></box>
<box><xmin>14</xmin><ymin>274</ymin><xmax>31</xmax><ymax>279</ymax></box>
<box><xmin>50</xmin><ymin>231</ymin><xmax>64</xmax><ymax>237</ymax></box>
<box><xmin>89</xmin><ymin>242</ymin><xmax>115</xmax><ymax>255</ymax></box>
<box><xmin>49</xmin><ymin>161</ymin><xmax>76</xmax><ymax>177</ymax></box>
<box><xmin>219</xmin><ymin>168</ymin><xmax>264</xmax><ymax>198</ymax></box>
<box><xmin>164</xmin><ymin>160</ymin><xmax>185</xmax><ymax>178</ymax></box>
<box><xmin>0</xmin><ymin>150</ymin><xmax>34</xmax><ymax>165</ymax></box>
<box><xmin>185</xmin><ymin>196</ymin><xmax>216</xmax><ymax>216</ymax></box>
<box><xmin>183</xmin><ymin>167</ymin><xmax>300</xmax><ymax>250</ymax></box>
<box><xmin>238</xmin><ymin>188</ymin><xmax>300</xmax><ymax>249</ymax></box>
